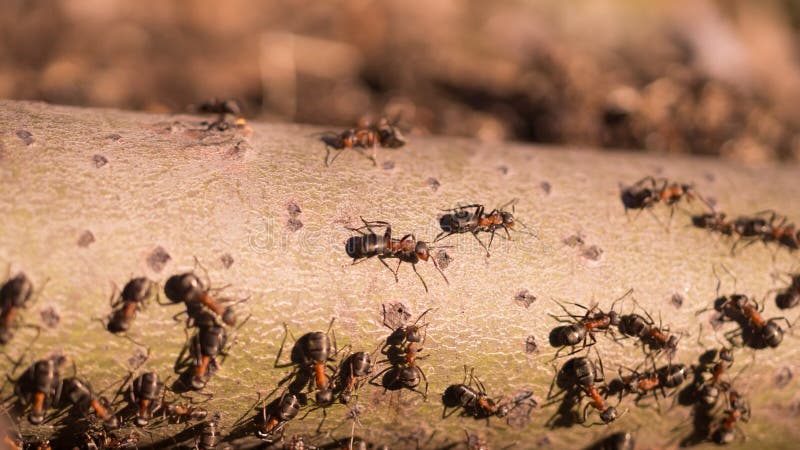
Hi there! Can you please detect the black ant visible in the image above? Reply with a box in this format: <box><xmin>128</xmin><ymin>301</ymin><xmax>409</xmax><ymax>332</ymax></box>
<box><xmin>434</xmin><ymin>201</ymin><xmax>533</xmax><ymax>256</ymax></box>
<box><xmin>60</xmin><ymin>377</ymin><xmax>119</xmax><ymax>430</ymax></box>
<box><xmin>192</xmin><ymin>98</ymin><xmax>247</xmax><ymax>132</ymax></box>
<box><xmin>546</xmin><ymin>356</ymin><xmax>621</xmax><ymax>425</ymax></box>
<box><xmin>1</xmin><ymin>271</ymin><xmax>44</xmax><ymax>346</ymax></box>
<box><xmin>164</xmin><ymin>268</ymin><xmax>240</xmax><ymax>327</ymax></box>
<box><xmin>196</xmin><ymin>414</ymin><xmax>221</xmax><ymax>450</ymax></box>
<box><xmin>345</xmin><ymin>218</ymin><xmax>449</xmax><ymax>292</ymax></box>
<box><xmin>548</xmin><ymin>290</ymin><xmax>630</xmax><ymax>359</ymax></box>
<box><xmin>711</xmin><ymin>389</ymin><xmax>750</xmax><ymax>444</ymax></box>
<box><xmin>442</xmin><ymin>367</ymin><xmax>531</xmax><ymax>422</ymax></box>
<box><xmin>773</xmin><ymin>272</ymin><xmax>800</xmax><ymax>310</ymax></box>
<box><xmin>174</xmin><ymin>313</ymin><xmax>230</xmax><ymax>390</ymax></box>
<box><xmin>335</xmin><ymin>351</ymin><xmax>373</xmax><ymax>405</ymax></box>
<box><xmin>255</xmin><ymin>392</ymin><xmax>304</xmax><ymax>441</ymax></box>
<box><xmin>617</xmin><ymin>299</ymin><xmax>680</xmax><ymax>357</ymax></box>
<box><xmin>620</xmin><ymin>176</ymin><xmax>705</xmax><ymax>228</ymax></box>
<box><xmin>106</xmin><ymin>277</ymin><xmax>155</xmax><ymax>334</ymax></box>
<box><xmin>274</xmin><ymin>319</ymin><xmax>341</xmax><ymax>409</ymax></box>
<box><xmin>11</xmin><ymin>355</ymin><xmax>65</xmax><ymax>425</ymax></box>
<box><xmin>371</xmin><ymin>309</ymin><xmax>431</xmax><ymax>398</ymax></box>
<box><xmin>607</xmin><ymin>359</ymin><xmax>687</xmax><ymax>408</ymax></box>
<box><xmin>692</xmin><ymin>211</ymin><xmax>734</xmax><ymax>236</ymax></box>
<box><xmin>128</xmin><ymin>371</ymin><xmax>163</xmax><ymax>426</ymax></box>
<box><xmin>322</xmin><ymin>118</ymin><xmax>406</xmax><ymax>167</ymax></box>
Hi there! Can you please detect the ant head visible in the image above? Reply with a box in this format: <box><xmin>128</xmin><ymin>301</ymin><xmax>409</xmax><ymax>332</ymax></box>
<box><xmin>405</xmin><ymin>325</ymin><xmax>424</xmax><ymax>343</ymax></box>
<box><xmin>719</xmin><ymin>347</ymin><xmax>734</xmax><ymax>363</ymax></box>
<box><xmin>164</xmin><ymin>272</ymin><xmax>202</xmax><ymax>303</ymax></box>
<box><xmin>122</xmin><ymin>277</ymin><xmax>153</xmax><ymax>303</ymax></box>
<box><xmin>377</xmin><ymin>122</ymin><xmax>406</xmax><ymax>148</ymax></box>
<box><xmin>501</xmin><ymin>211</ymin><xmax>516</xmax><ymax>228</ymax></box>
<box><xmin>600</xmin><ymin>406</ymin><xmax>619</xmax><ymax>423</ymax></box>
<box><xmin>315</xmin><ymin>389</ymin><xmax>334</xmax><ymax>406</ymax></box>
<box><xmin>496</xmin><ymin>404</ymin><xmax>510</xmax><ymax>418</ymax></box>
<box><xmin>221</xmin><ymin>306</ymin><xmax>237</xmax><ymax>327</ymax></box>
<box><xmin>339</xmin><ymin>392</ymin><xmax>352</xmax><ymax>404</ymax></box>
<box><xmin>414</xmin><ymin>241</ymin><xmax>431</xmax><ymax>261</ymax></box>
<box><xmin>1</xmin><ymin>273</ymin><xmax>33</xmax><ymax>308</ymax></box>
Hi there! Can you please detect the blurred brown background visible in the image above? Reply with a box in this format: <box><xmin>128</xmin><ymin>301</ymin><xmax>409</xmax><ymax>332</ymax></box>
<box><xmin>3</xmin><ymin>0</ymin><xmax>800</xmax><ymax>164</ymax></box>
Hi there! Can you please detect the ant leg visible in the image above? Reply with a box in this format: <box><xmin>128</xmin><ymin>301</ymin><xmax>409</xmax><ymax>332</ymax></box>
<box><xmin>273</xmin><ymin>324</ymin><xmax>295</xmax><ymax>369</ymax></box>
<box><xmin>327</xmin><ymin>146</ymin><xmax>351</xmax><ymax>167</ymax></box>
<box><xmin>417</xmin><ymin>366</ymin><xmax>429</xmax><ymax>399</ymax></box>
<box><xmin>411</xmin><ymin>264</ymin><xmax>429</xmax><ymax>293</ymax></box>
<box><xmin>376</xmin><ymin>256</ymin><xmax>400</xmax><ymax>283</ymax></box>
<box><xmin>470</xmin><ymin>230</ymin><xmax>491</xmax><ymax>257</ymax></box>
<box><xmin>488</xmin><ymin>228</ymin><xmax>498</xmax><ymax>250</ymax></box>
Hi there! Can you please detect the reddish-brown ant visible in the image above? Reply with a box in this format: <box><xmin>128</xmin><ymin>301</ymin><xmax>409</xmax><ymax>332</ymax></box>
<box><xmin>548</xmin><ymin>290</ymin><xmax>630</xmax><ymax>359</ymax></box>
<box><xmin>255</xmin><ymin>392</ymin><xmax>303</xmax><ymax>441</ymax></box>
<box><xmin>164</xmin><ymin>261</ymin><xmax>244</xmax><ymax>327</ymax></box>
<box><xmin>128</xmin><ymin>371</ymin><xmax>163</xmax><ymax>426</ymax></box>
<box><xmin>12</xmin><ymin>355</ymin><xmax>65</xmax><ymax>425</ymax></box>
<box><xmin>345</xmin><ymin>218</ymin><xmax>449</xmax><ymax>292</ymax></box>
<box><xmin>173</xmin><ymin>312</ymin><xmax>234</xmax><ymax>390</ymax></box>
<box><xmin>694</xmin><ymin>347</ymin><xmax>735</xmax><ymax>407</ymax></box>
<box><xmin>335</xmin><ymin>350</ymin><xmax>374</xmax><ymax>405</ymax></box>
<box><xmin>191</xmin><ymin>98</ymin><xmax>247</xmax><ymax>132</ymax></box>
<box><xmin>617</xmin><ymin>301</ymin><xmax>681</xmax><ymax>357</ymax></box>
<box><xmin>106</xmin><ymin>278</ymin><xmax>155</xmax><ymax>334</ymax></box>
<box><xmin>608</xmin><ymin>359</ymin><xmax>687</xmax><ymax>409</ymax></box>
<box><xmin>60</xmin><ymin>377</ymin><xmax>119</xmax><ymax>430</ymax></box>
<box><xmin>692</xmin><ymin>212</ymin><xmax>734</xmax><ymax>236</ymax></box>
<box><xmin>774</xmin><ymin>272</ymin><xmax>800</xmax><ymax>310</ymax></box>
<box><xmin>435</xmin><ymin>201</ymin><xmax>534</xmax><ymax>256</ymax></box>
<box><xmin>620</xmin><ymin>176</ymin><xmax>706</xmax><ymax>228</ymax></box>
<box><xmin>442</xmin><ymin>366</ymin><xmax>533</xmax><ymax>422</ymax></box>
<box><xmin>546</xmin><ymin>356</ymin><xmax>621</xmax><ymax>425</ymax></box>
<box><xmin>322</xmin><ymin>118</ymin><xmax>406</xmax><ymax>167</ymax></box>
<box><xmin>371</xmin><ymin>309</ymin><xmax>431</xmax><ymax>398</ymax></box>
<box><xmin>711</xmin><ymin>389</ymin><xmax>750</xmax><ymax>444</ymax></box>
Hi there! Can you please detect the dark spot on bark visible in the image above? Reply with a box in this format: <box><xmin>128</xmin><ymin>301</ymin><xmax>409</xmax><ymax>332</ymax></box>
<box><xmin>776</xmin><ymin>366</ymin><xmax>793</xmax><ymax>388</ymax></box>
<box><xmin>790</xmin><ymin>399</ymin><xmax>800</xmax><ymax>416</ymax></box>
<box><xmin>146</xmin><ymin>246</ymin><xmax>171</xmax><ymax>272</ymax></box>
<box><xmin>220</xmin><ymin>253</ymin><xmax>234</xmax><ymax>269</ymax></box>
<box><xmin>671</xmin><ymin>293</ymin><xmax>685</xmax><ymax>308</ymax></box>
<box><xmin>514</xmin><ymin>289</ymin><xmax>537</xmax><ymax>308</ymax></box>
<box><xmin>435</xmin><ymin>250</ymin><xmax>453</xmax><ymax>270</ymax></box>
<box><xmin>525</xmin><ymin>335</ymin><xmax>539</xmax><ymax>354</ymax></box>
<box><xmin>77</xmin><ymin>230</ymin><xmax>95</xmax><ymax>248</ymax></box>
<box><xmin>581</xmin><ymin>245</ymin><xmax>603</xmax><ymax>261</ymax></box>
<box><xmin>426</xmin><ymin>177</ymin><xmax>440</xmax><ymax>192</ymax></box>
<box><xmin>93</xmin><ymin>154</ymin><xmax>108</xmax><ymax>168</ymax></box>
<box><xmin>287</xmin><ymin>218</ymin><xmax>304</xmax><ymax>232</ymax></box>
<box><xmin>287</xmin><ymin>201</ymin><xmax>302</xmax><ymax>218</ymax></box>
<box><xmin>226</xmin><ymin>139</ymin><xmax>249</xmax><ymax>158</ymax></box>
<box><xmin>563</xmin><ymin>233</ymin><xmax>584</xmax><ymax>248</ymax></box>
<box><xmin>498</xmin><ymin>165</ymin><xmax>509</xmax><ymax>175</ymax></box>
<box><xmin>105</xmin><ymin>133</ymin><xmax>122</xmax><ymax>141</ymax></box>
<box><xmin>382</xmin><ymin>301</ymin><xmax>412</xmax><ymax>329</ymax></box>
<box><xmin>540</xmin><ymin>181</ymin><xmax>552</xmax><ymax>195</ymax></box>
<box><xmin>704</xmin><ymin>172</ymin><xmax>716</xmax><ymax>182</ymax></box>
<box><xmin>39</xmin><ymin>307</ymin><xmax>60</xmax><ymax>328</ymax></box>
<box><xmin>382</xmin><ymin>160</ymin><xmax>395</xmax><ymax>170</ymax></box>
<box><xmin>16</xmin><ymin>129</ymin><xmax>33</xmax><ymax>145</ymax></box>
<box><xmin>536</xmin><ymin>435</ymin><xmax>552</xmax><ymax>446</ymax></box>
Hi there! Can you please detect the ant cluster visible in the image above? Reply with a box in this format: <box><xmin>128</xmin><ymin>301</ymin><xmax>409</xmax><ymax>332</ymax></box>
<box><xmin>321</xmin><ymin>118</ymin><xmax>407</xmax><ymax>167</ymax></box>
<box><xmin>0</xmin><ymin>264</ymin><xmax>245</xmax><ymax>449</ymax></box>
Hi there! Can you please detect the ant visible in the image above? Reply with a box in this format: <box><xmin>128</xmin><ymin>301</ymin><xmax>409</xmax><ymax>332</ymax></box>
<box><xmin>192</xmin><ymin>98</ymin><xmax>247</xmax><ymax>132</ymax></box>
<box><xmin>692</xmin><ymin>347</ymin><xmax>736</xmax><ymax>407</ymax></box>
<box><xmin>256</xmin><ymin>392</ymin><xmax>303</xmax><ymax>441</ymax></box>
<box><xmin>106</xmin><ymin>277</ymin><xmax>155</xmax><ymax>334</ymax></box>
<box><xmin>174</xmin><ymin>313</ymin><xmax>230</xmax><ymax>390</ymax></box>
<box><xmin>80</xmin><ymin>430</ymin><xmax>140</xmax><ymax>450</ymax></box>
<box><xmin>711</xmin><ymin>389</ymin><xmax>750</xmax><ymax>444</ymax></box>
<box><xmin>617</xmin><ymin>299</ymin><xmax>680</xmax><ymax>357</ymax></box>
<box><xmin>548</xmin><ymin>290</ymin><xmax>630</xmax><ymax>359</ymax></box>
<box><xmin>608</xmin><ymin>360</ymin><xmax>687</xmax><ymax>408</ymax></box>
<box><xmin>546</xmin><ymin>356</ymin><xmax>621</xmax><ymax>425</ymax></box>
<box><xmin>164</xmin><ymin>268</ymin><xmax>240</xmax><ymax>327</ymax></box>
<box><xmin>620</xmin><ymin>176</ymin><xmax>705</xmax><ymax>228</ymax></box>
<box><xmin>345</xmin><ymin>218</ymin><xmax>449</xmax><ymax>292</ymax></box>
<box><xmin>60</xmin><ymin>377</ymin><xmax>119</xmax><ymax>430</ymax></box>
<box><xmin>323</xmin><ymin>118</ymin><xmax>406</xmax><ymax>167</ymax></box>
<box><xmin>128</xmin><ymin>371</ymin><xmax>163</xmax><ymax>426</ymax></box>
<box><xmin>692</xmin><ymin>212</ymin><xmax>734</xmax><ymax>237</ymax></box>
<box><xmin>1</xmin><ymin>271</ymin><xmax>44</xmax><ymax>345</ymax></box>
<box><xmin>756</xmin><ymin>210</ymin><xmax>800</xmax><ymax>251</ymax></box>
<box><xmin>773</xmin><ymin>272</ymin><xmax>800</xmax><ymax>310</ymax></box>
<box><xmin>196</xmin><ymin>414</ymin><xmax>221</xmax><ymax>450</ymax></box>
<box><xmin>11</xmin><ymin>355</ymin><xmax>65</xmax><ymax>425</ymax></box>
<box><xmin>371</xmin><ymin>309</ymin><xmax>431</xmax><ymax>398</ymax></box>
<box><xmin>442</xmin><ymin>367</ymin><xmax>529</xmax><ymax>422</ymax></box>
<box><xmin>335</xmin><ymin>351</ymin><xmax>373</xmax><ymax>405</ymax></box>
<box><xmin>274</xmin><ymin>319</ymin><xmax>341</xmax><ymax>409</ymax></box>
<box><xmin>434</xmin><ymin>201</ymin><xmax>532</xmax><ymax>256</ymax></box>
